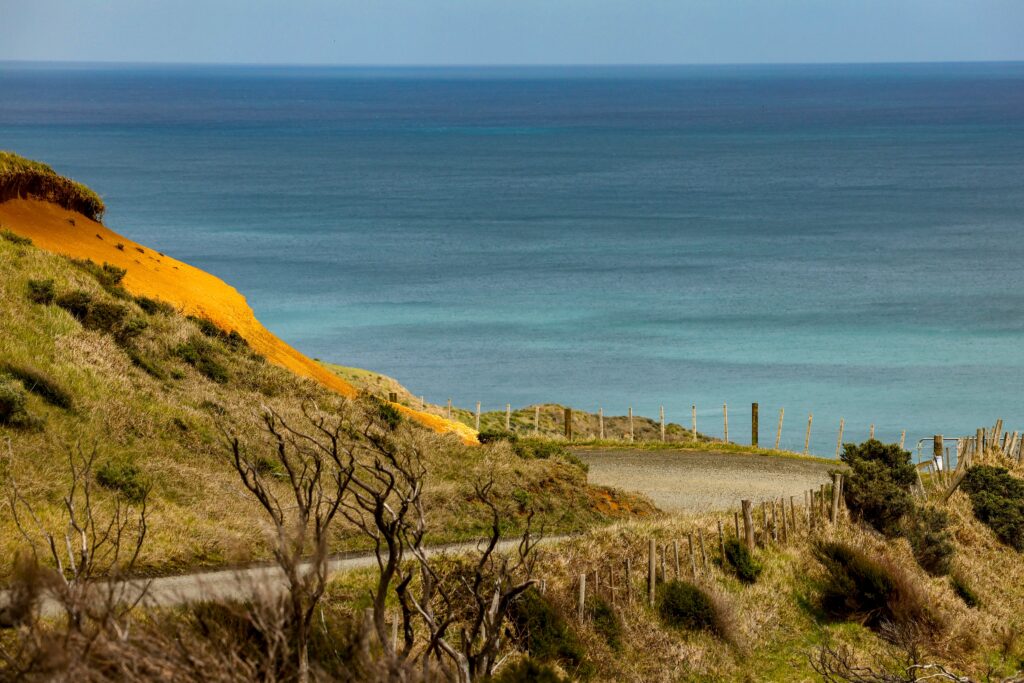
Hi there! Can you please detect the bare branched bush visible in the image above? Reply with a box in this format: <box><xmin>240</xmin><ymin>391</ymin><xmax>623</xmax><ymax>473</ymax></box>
<box><xmin>226</xmin><ymin>404</ymin><xmax>353</xmax><ymax>683</ymax></box>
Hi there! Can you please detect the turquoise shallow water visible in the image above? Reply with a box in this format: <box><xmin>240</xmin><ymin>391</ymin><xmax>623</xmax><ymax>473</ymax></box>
<box><xmin>2</xmin><ymin>62</ymin><xmax>1024</xmax><ymax>455</ymax></box>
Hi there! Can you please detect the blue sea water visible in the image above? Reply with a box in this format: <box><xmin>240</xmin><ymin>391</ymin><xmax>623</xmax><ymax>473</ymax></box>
<box><xmin>2</xmin><ymin>62</ymin><xmax>1024</xmax><ymax>456</ymax></box>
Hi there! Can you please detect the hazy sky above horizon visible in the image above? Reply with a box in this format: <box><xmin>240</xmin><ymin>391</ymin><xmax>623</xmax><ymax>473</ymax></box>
<box><xmin>3</xmin><ymin>0</ymin><xmax>1023</xmax><ymax>66</ymax></box>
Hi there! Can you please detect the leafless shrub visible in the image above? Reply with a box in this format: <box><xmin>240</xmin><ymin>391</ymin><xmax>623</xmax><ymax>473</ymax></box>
<box><xmin>226</xmin><ymin>403</ymin><xmax>353</xmax><ymax>683</ymax></box>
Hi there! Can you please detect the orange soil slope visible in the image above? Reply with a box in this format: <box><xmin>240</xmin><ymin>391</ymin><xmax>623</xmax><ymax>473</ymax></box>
<box><xmin>0</xmin><ymin>198</ymin><xmax>477</xmax><ymax>443</ymax></box>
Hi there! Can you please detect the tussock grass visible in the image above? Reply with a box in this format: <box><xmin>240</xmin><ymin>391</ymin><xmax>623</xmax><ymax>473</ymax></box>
<box><xmin>0</xmin><ymin>150</ymin><xmax>105</xmax><ymax>221</ymax></box>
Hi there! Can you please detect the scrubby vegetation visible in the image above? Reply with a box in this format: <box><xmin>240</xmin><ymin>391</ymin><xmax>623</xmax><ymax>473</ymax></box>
<box><xmin>721</xmin><ymin>537</ymin><xmax>762</xmax><ymax>583</ymax></box>
<box><xmin>905</xmin><ymin>505</ymin><xmax>954</xmax><ymax>575</ymax></box>
<box><xmin>507</xmin><ymin>588</ymin><xmax>589</xmax><ymax>676</ymax></box>
<box><xmin>840</xmin><ymin>439</ymin><xmax>916</xmax><ymax>536</ymax></box>
<box><xmin>0</xmin><ymin>150</ymin><xmax>105</xmax><ymax>220</ymax></box>
<box><xmin>962</xmin><ymin>465</ymin><xmax>1024</xmax><ymax>550</ymax></box>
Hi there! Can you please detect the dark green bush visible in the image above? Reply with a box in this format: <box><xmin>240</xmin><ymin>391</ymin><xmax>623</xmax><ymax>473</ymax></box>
<box><xmin>507</xmin><ymin>588</ymin><xmax>589</xmax><ymax>676</ymax></box>
<box><xmin>55</xmin><ymin>290</ymin><xmax>93</xmax><ymax>320</ymax></box>
<box><xmin>722</xmin><ymin>537</ymin><xmax>762</xmax><ymax>584</ymax></box>
<box><xmin>25</xmin><ymin>278</ymin><xmax>55</xmax><ymax>305</ymax></box>
<box><xmin>96</xmin><ymin>460</ymin><xmax>148</xmax><ymax>503</ymax></box>
<box><xmin>0</xmin><ymin>362</ymin><xmax>73</xmax><ymax>410</ymax></box>
<box><xmin>905</xmin><ymin>506</ymin><xmax>954</xmax><ymax>575</ymax></box>
<box><xmin>69</xmin><ymin>259</ymin><xmax>128</xmax><ymax>293</ymax></box>
<box><xmin>187</xmin><ymin>315</ymin><xmax>248</xmax><ymax>350</ymax></box>
<box><xmin>0</xmin><ymin>378</ymin><xmax>33</xmax><ymax>428</ymax></box>
<box><xmin>490</xmin><ymin>658</ymin><xmax>568</xmax><ymax>683</ymax></box>
<box><xmin>114</xmin><ymin>317</ymin><xmax>148</xmax><ymax>346</ymax></box>
<box><xmin>950</xmin><ymin>574</ymin><xmax>980</xmax><ymax>608</ymax></box>
<box><xmin>962</xmin><ymin>466</ymin><xmax>1024</xmax><ymax>551</ymax></box>
<box><xmin>812</xmin><ymin>540</ymin><xmax>941</xmax><ymax>640</ymax></box>
<box><xmin>134</xmin><ymin>295</ymin><xmax>174</xmax><ymax>315</ymax></box>
<box><xmin>588</xmin><ymin>597</ymin><xmax>623</xmax><ymax>651</ymax></box>
<box><xmin>175</xmin><ymin>336</ymin><xmax>229</xmax><ymax>384</ymax></box>
<box><xmin>840</xmin><ymin>439</ymin><xmax>916</xmax><ymax>537</ymax></box>
<box><xmin>83</xmin><ymin>300</ymin><xmax>128</xmax><ymax>334</ymax></box>
<box><xmin>1</xmin><ymin>229</ymin><xmax>32</xmax><ymax>246</ymax></box>
<box><xmin>813</xmin><ymin>541</ymin><xmax>894</xmax><ymax>627</ymax></box>
<box><xmin>478</xmin><ymin>428</ymin><xmax>518</xmax><ymax>444</ymax></box>
<box><xmin>657</xmin><ymin>580</ymin><xmax>717</xmax><ymax>633</ymax></box>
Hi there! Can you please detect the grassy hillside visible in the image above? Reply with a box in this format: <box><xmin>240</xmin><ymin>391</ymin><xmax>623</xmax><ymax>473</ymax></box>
<box><xmin>0</xmin><ymin>229</ymin><xmax>651</xmax><ymax>575</ymax></box>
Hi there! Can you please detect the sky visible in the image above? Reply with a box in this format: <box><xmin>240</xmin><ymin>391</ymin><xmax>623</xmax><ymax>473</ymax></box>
<box><xmin>2</xmin><ymin>0</ymin><xmax>1023</xmax><ymax>66</ymax></box>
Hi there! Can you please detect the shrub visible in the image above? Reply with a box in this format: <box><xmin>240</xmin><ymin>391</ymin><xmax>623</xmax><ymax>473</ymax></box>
<box><xmin>114</xmin><ymin>317</ymin><xmax>148</xmax><ymax>346</ymax></box>
<box><xmin>69</xmin><ymin>259</ymin><xmax>127</xmax><ymax>291</ymax></box>
<box><xmin>0</xmin><ymin>362</ymin><xmax>73</xmax><ymax>410</ymax></box>
<box><xmin>1</xmin><ymin>229</ymin><xmax>32</xmax><ymax>245</ymax></box>
<box><xmin>96</xmin><ymin>460</ymin><xmax>148</xmax><ymax>503</ymax></box>
<box><xmin>962</xmin><ymin>466</ymin><xmax>1024</xmax><ymax>551</ymax></box>
<box><xmin>507</xmin><ymin>588</ymin><xmax>588</xmax><ymax>675</ymax></box>
<box><xmin>55</xmin><ymin>290</ymin><xmax>93</xmax><ymax>320</ymax></box>
<box><xmin>722</xmin><ymin>537</ymin><xmax>762</xmax><ymax>584</ymax></box>
<box><xmin>134</xmin><ymin>295</ymin><xmax>174</xmax><ymax>315</ymax></box>
<box><xmin>478</xmin><ymin>428</ymin><xmax>518</xmax><ymax>444</ymax></box>
<box><xmin>0</xmin><ymin>378</ymin><xmax>33</xmax><ymax>427</ymax></box>
<box><xmin>905</xmin><ymin>506</ymin><xmax>954</xmax><ymax>575</ymax></box>
<box><xmin>588</xmin><ymin>597</ymin><xmax>623</xmax><ymax>651</ymax></box>
<box><xmin>950</xmin><ymin>574</ymin><xmax>980</xmax><ymax>608</ymax></box>
<box><xmin>657</xmin><ymin>580</ymin><xmax>717</xmax><ymax>633</ymax></box>
<box><xmin>187</xmin><ymin>315</ymin><xmax>247</xmax><ymax>349</ymax></box>
<box><xmin>25</xmin><ymin>278</ymin><xmax>55</xmax><ymax>305</ymax></box>
<box><xmin>82</xmin><ymin>300</ymin><xmax>128</xmax><ymax>336</ymax></box>
<box><xmin>840</xmin><ymin>440</ymin><xmax>916</xmax><ymax>537</ymax></box>
<box><xmin>491</xmin><ymin>658</ymin><xmax>568</xmax><ymax>683</ymax></box>
<box><xmin>175</xmin><ymin>336</ymin><xmax>229</xmax><ymax>383</ymax></box>
<box><xmin>812</xmin><ymin>541</ymin><xmax>940</xmax><ymax>638</ymax></box>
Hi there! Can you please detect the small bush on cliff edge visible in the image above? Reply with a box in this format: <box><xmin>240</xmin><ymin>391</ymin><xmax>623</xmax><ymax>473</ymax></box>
<box><xmin>962</xmin><ymin>465</ymin><xmax>1024</xmax><ymax>551</ymax></box>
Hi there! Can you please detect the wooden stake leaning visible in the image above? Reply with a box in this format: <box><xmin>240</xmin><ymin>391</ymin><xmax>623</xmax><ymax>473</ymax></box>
<box><xmin>835</xmin><ymin>418</ymin><xmax>845</xmax><ymax>458</ymax></box>
<box><xmin>775</xmin><ymin>407</ymin><xmax>784</xmax><ymax>450</ymax></box>
<box><xmin>805</xmin><ymin>414</ymin><xmax>813</xmax><ymax>455</ymax></box>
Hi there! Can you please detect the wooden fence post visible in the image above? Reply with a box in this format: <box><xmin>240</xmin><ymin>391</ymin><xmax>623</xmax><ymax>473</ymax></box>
<box><xmin>835</xmin><ymin>418</ymin><xmax>845</xmax><ymax>458</ymax></box>
<box><xmin>869</xmin><ymin>424</ymin><xmax>875</xmax><ymax>440</ymax></box>
<box><xmin>475</xmin><ymin>402</ymin><xmax>481</xmax><ymax>431</ymax></box>
<box><xmin>819</xmin><ymin>483</ymin><xmax>827</xmax><ymax>520</ymax></box>
<box><xmin>691</xmin><ymin>404</ymin><xmax>697</xmax><ymax>441</ymax></box>
<box><xmin>741</xmin><ymin>500</ymin><xmax>754</xmax><ymax>551</ymax></box>
<box><xmin>933</xmin><ymin>434</ymin><xmax>943</xmax><ymax>472</ymax></box>
<box><xmin>830</xmin><ymin>472</ymin><xmax>842</xmax><ymax>523</ymax></box>
<box><xmin>899</xmin><ymin>429</ymin><xmax>906</xmax><ymax>450</ymax></box>
<box><xmin>564</xmin><ymin>407</ymin><xmax>573</xmax><ymax>440</ymax></box>
<box><xmin>629</xmin><ymin>406</ymin><xmax>634</xmax><ymax>443</ymax></box>
<box><xmin>688</xmin><ymin>533</ymin><xmax>697</xmax><ymax>577</ymax></box>
<box><xmin>505</xmin><ymin>403</ymin><xmax>511</xmax><ymax>430</ymax></box>
<box><xmin>578</xmin><ymin>574</ymin><xmax>586</xmax><ymax>621</ymax></box>
<box><xmin>698</xmin><ymin>529</ymin><xmax>708</xmax><ymax>571</ymax></box>
<box><xmin>447</xmin><ymin>398</ymin><xmax>452</xmax><ymax>418</ymax></box>
<box><xmin>723</xmin><ymin>403</ymin><xmax>729</xmax><ymax>443</ymax></box>
<box><xmin>775</xmin><ymin>408</ymin><xmax>784</xmax><ymax>450</ymax></box>
<box><xmin>599</xmin><ymin>406</ymin><xmax>605</xmax><ymax>440</ymax></box>
<box><xmin>660</xmin><ymin>406</ymin><xmax>666</xmax><ymax>442</ymax></box>
<box><xmin>805</xmin><ymin>414</ymin><xmax>813</xmax><ymax>455</ymax></box>
<box><xmin>718</xmin><ymin>519</ymin><xmax>725</xmax><ymax>559</ymax></box>
<box><xmin>789</xmin><ymin>495</ymin><xmax>797</xmax><ymax>533</ymax></box>
<box><xmin>625</xmin><ymin>557</ymin><xmax>632</xmax><ymax>604</ymax></box>
<box><xmin>780</xmin><ymin>499</ymin><xmax>788</xmax><ymax>543</ymax></box>
<box><xmin>648</xmin><ymin>539</ymin><xmax>656</xmax><ymax>607</ymax></box>
<box><xmin>751</xmin><ymin>402</ymin><xmax>759</xmax><ymax>447</ymax></box>
<box><xmin>534</xmin><ymin>405</ymin><xmax>541</xmax><ymax>435</ymax></box>
<box><xmin>733</xmin><ymin>511</ymin><xmax>740</xmax><ymax>538</ymax></box>
<box><xmin>673</xmin><ymin>540</ymin><xmax>680</xmax><ymax>578</ymax></box>
<box><xmin>661</xmin><ymin>545</ymin><xmax>667</xmax><ymax>582</ymax></box>
<box><xmin>771</xmin><ymin>500</ymin><xmax>778</xmax><ymax>542</ymax></box>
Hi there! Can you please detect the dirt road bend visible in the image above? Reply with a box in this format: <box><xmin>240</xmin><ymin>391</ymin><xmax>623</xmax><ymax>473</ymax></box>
<box><xmin>576</xmin><ymin>448</ymin><xmax>836</xmax><ymax>513</ymax></box>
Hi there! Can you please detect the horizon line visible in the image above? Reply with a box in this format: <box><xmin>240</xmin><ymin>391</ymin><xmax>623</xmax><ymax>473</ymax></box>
<box><xmin>3</xmin><ymin>58</ymin><xmax>1024</xmax><ymax>70</ymax></box>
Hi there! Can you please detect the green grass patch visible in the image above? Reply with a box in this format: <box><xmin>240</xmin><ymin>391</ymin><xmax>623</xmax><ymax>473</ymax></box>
<box><xmin>96</xmin><ymin>459</ymin><xmax>149</xmax><ymax>503</ymax></box>
<box><xmin>25</xmin><ymin>278</ymin><xmax>55</xmax><ymax>305</ymax></box>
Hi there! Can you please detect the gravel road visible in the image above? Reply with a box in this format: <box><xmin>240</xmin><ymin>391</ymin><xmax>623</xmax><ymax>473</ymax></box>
<box><xmin>576</xmin><ymin>448</ymin><xmax>837</xmax><ymax>512</ymax></box>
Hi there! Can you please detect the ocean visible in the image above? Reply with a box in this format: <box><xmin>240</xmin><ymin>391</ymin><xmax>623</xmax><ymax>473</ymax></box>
<box><xmin>2</xmin><ymin>62</ymin><xmax>1023</xmax><ymax>456</ymax></box>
